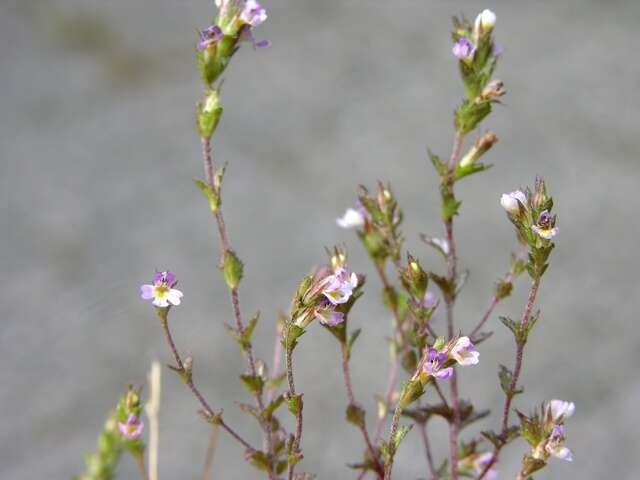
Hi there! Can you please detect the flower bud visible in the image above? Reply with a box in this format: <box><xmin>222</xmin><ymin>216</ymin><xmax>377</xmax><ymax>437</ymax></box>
<box><xmin>459</xmin><ymin>131</ymin><xmax>497</xmax><ymax>168</ymax></box>
<box><xmin>474</xmin><ymin>9</ymin><xmax>496</xmax><ymax>36</ymax></box>
<box><xmin>500</xmin><ymin>190</ymin><xmax>527</xmax><ymax>214</ymax></box>
<box><xmin>479</xmin><ymin>79</ymin><xmax>506</xmax><ymax>102</ymax></box>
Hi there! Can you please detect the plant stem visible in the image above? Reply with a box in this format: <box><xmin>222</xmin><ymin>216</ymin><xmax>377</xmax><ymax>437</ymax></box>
<box><xmin>470</xmin><ymin>243</ymin><xmax>528</xmax><ymax>339</ymax></box>
<box><xmin>443</xmin><ymin>130</ymin><xmax>464</xmax><ymax>480</ymax></box>
<box><xmin>341</xmin><ymin>344</ymin><xmax>384</xmax><ymax>478</ymax></box>
<box><xmin>383</xmin><ymin>403</ymin><xmax>403</xmax><ymax>480</ymax></box>
<box><xmin>201</xmin><ymin>136</ymin><xmax>275</xmax><ymax>478</ymax></box>
<box><xmin>158</xmin><ymin>313</ymin><xmax>256</xmax><ymax>453</ymax></box>
<box><xmin>477</xmin><ymin>277</ymin><xmax>541</xmax><ymax>480</ymax></box>
<box><xmin>285</xmin><ymin>328</ymin><xmax>303</xmax><ymax>480</ymax></box>
<box><xmin>416</xmin><ymin>421</ymin><xmax>438</xmax><ymax>480</ymax></box>
<box><xmin>202</xmin><ymin>425</ymin><xmax>220</xmax><ymax>480</ymax></box>
<box><xmin>134</xmin><ymin>454</ymin><xmax>149</xmax><ymax>480</ymax></box>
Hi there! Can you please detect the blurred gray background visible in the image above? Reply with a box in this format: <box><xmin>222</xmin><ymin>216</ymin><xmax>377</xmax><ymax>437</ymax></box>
<box><xmin>3</xmin><ymin>0</ymin><xmax>640</xmax><ymax>478</ymax></box>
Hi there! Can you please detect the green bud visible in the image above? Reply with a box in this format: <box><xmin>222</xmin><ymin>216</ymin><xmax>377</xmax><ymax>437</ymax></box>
<box><xmin>196</xmin><ymin>90</ymin><xmax>223</xmax><ymax>139</ymax></box>
<box><xmin>222</xmin><ymin>250</ymin><xmax>244</xmax><ymax>289</ymax></box>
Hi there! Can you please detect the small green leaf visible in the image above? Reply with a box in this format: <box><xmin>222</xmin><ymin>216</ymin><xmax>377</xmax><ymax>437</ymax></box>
<box><xmin>222</xmin><ymin>250</ymin><xmax>243</xmax><ymax>290</ymax></box>
<box><xmin>392</xmin><ymin>424</ymin><xmax>413</xmax><ymax>451</ymax></box>
<box><xmin>428</xmin><ymin>149</ymin><xmax>448</xmax><ymax>177</ymax></box>
<box><xmin>286</xmin><ymin>393</ymin><xmax>303</xmax><ymax>417</ymax></box>
<box><xmin>193</xmin><ymin>178</ymin><xmax>220</xmax><ymax>213</ymax></box>
<box><xmin>498</xmin><ymin>364</ymin><xmax>513</xmax><ymax>395</ymax></box>
<box><xmin>346</xmin><ymin>404</ymin><xmax>366</xmax><ymax>429</ymax></box>
<box><xmin>263</xmin><ymin>395</ymin><xmax>285</xmax><ymax>418</ymax></box>
<box><xmin>248</xmin><ymin>451</ymin><xmax>272</xmax><ymax>472</ymax></box>
<box><xmin>239</xmin><ymin>374</ymin><xmax>264</xmax><ymax>396</ymax></box>
<box><xmin>266</xmin><ymin>373</ymin><xmax>286</xmax><ymax>391</ymax></box>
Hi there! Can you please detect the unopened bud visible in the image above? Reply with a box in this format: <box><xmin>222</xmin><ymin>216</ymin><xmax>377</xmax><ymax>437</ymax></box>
<box><xmin>459</xmin><ymin>131</ymin><xmax>498</xmax><ymax>168</ymax></box>
<box><xmin>480</xmin><ymin>79</ymin><xmax>506</xmax><ymax>101</ymax></box>
<box><xmin>474</xmin><ymin>9</ymin><xmax>496</xmax><ymax>37</ymax></box>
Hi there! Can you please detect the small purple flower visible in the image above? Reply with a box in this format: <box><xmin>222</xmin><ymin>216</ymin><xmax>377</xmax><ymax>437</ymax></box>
<box><xmin>321</xmin><ymin>267</ymin><xmax>358</xmax><ymax>306</ymax></box>
<box><xmin>422</xmin><ymin>291</ymin><xmax>437</xmax><ymax>309</ymax></box>
<box><xmin>545</xmin><ymin>424</ymin><xmax>573</xmax><ymax>461</ymax></box>
<box><xmin>450</xmin><ymin>336</ymin><xmax>480</xmax><ymax>366</ymax></box>
<box><xmin>238</xmin><ymin>24</ymin><xmax>271</xmax><ymax>49</ymax></box>
<box><xmin>452</xmin><ymin>37</ymin><xmax>475</xmax><ymax>60</ymax></box>
<box><xmin>473</xmin><ymin>452</ymin><xmax>497</xmax><ymax>479</ymax></box>
<box><xmin>197</xmin><ymin>25</ymin><xmax>223</xmax><ymax>51</ymax></box>
<box><xmin>240</xmin><ymin>0</ymin><xmax>267</xmax><ymax>27</ymax></box>
<box><xmin>423</xmin><ymin>347</ymin><xmax>453</xmax><ymax>379</ymax></box>
<box><xmin>532</xmin><ymin>210</ymin><xmax>558</xmax><ymax>240</ymax></box>
<box><xmin>118</xmin><ymin>414</ymin><xmax>144</xmax><ymax>440</ymax></box>
<box><xmin>548</xmin><ymin>400</ymin><xmax>575</xmax><ymax>421</ymax></box>
<box><xmin>315</xmin><ymin>306</ymin><xmax>345</xmax><ymax>326</ymax></box>
<box><xmin>140</xmin><ymin>270</ymin><xmax>184</xmax><ymax>308</ymax></box>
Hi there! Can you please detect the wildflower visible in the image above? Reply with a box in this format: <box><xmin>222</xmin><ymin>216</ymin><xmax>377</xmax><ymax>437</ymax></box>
<box><xmin>336</xmin><ymin>206</ymin><xmax>366</xmax><ymax>229</ymax></box>
<box><xmin>452</xmin><ymin>37</ymin><xmax>475</xmax><ymax>60</ymax></box>
<box><xmin>197</xmin><ymin>25</ymin><xmax>223</xmax><ymax>51</ymax></box>
<box><xmin>423</xmin><ymin>291</ymin><xmax>437</xmax><ymax>309</ymax></box>
<box><xmin>140</xmin><ymin>271</ymin><xmax>184</xmax><ymax>308</ymax></box>
<box><xmin>240</xmin><ymin>0</ymin><xmax>267</xmax><ymax>28</ymax></box>
<box><xmin>423</xmin><ymin>347</ymin><xmax>453</xmax><ymax>379</ymax></box>
<box><xmin>431</xmin><ymin>237</ymin><xmax>450</xmax><ymax>256</ymax></box>
<box><xmin>500</xmin><ymin>190</ymin><xmax>527</xmax><ymax>214</ymax></box>
<box><xmin>315</xmin><ymin>303</ymin><xmax>345</xmax><ymax>326</ymax></box>
<box><xmin>544</xmin><ymin>425</ymin><xmax>573</xmax><ymax>462</ymax></box>
<box><xmin>548</xmin><ymin>399</ymin><xmax>575</xmax><ymax>421</ymax></box>
<box><xmin>450</xmin><ymin>336</ymin><xmax>480</xmax><ymax>365</ymax></box>
<box><xmin>322</xmin><ymin>267</ymin><xmax>358</xmax><ymax>306</ymax></box>
<box><xmin>459</xmin><ymin>452</ymin><xmax>497</xmax><ymax>480</ymax></box>
<box><xmin>474</xmin><ymin>9</ymin><xmax>497</xmax><ymax>35</ymax></box>
<box><xmin>118</xmin><ymin>414</ymin><xmax>144</xmax><ymax>440</ymax></box>
<box><xmin>532</xmin><ymin>210</ymin><xmax>558</xmax><ymax>239</ymax></box>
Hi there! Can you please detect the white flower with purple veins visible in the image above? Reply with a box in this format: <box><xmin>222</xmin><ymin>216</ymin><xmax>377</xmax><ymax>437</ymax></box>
<box><xmin>197</xmin><ymin>25</ymin><xmax>223</xmax><ymax>51</ymax></box>
<box><xmin>322</xmin><ymin>267</ymin><xmax>358</xmax><ymax>305</ymax></box>
<box><xmin>118</xmin><ymin>414</ymin><xmax>144</xmax><ymax>440</ymax></box>
<box><xmin>240</xmin><ymin>0</ymin><xmax>267</xmax><ymax>27</ymax></box>
<box><xmin>548</xmin><ymin>399</ymin><xmax>575</xmax><ymax>421</ymax></box>
<box><xmin>532</xmin><ymin>210</ymin><xmax>558</xmax><ymax>239</ymax></box>
<box><xmin>500</xmin><ymin>190</ymin><xmax>527</xmax><ymax>214</ymax></box>
<box><xmin>423</xmin><ymin>348</ymin><xmax>453</xmax><ymax>379</ymax></box>
<box><xmin>140</xmin><ymin>271</ymin><xmax>184</xmax><ymax>308</ymax></box>
<box><xmin>450</xmin><ymin>336</ymin><xmax>480</xmax><ymax>366</ymax></box>
<box><xmin>452</xmin><ymin>37</ymin><xmax>475</xmax><ymax>60</ymax></box>
<box><xmin>336</xmin><ymin>206</ymin><xmax>366</xmax><ymax>229</ymax></box>
<box><xmin>545</xmin><ymin>425</ymin><xmax>573</xmax><ymax>462</ymax></box>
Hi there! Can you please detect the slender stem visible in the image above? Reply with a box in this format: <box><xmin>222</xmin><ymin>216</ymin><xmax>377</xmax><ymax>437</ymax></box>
<box><xmin>383</xmin><ymin>404</ymin><xmax>403</xmax><ymax>480</ymax></box>
<box><xmin>267</xmin><ymin>320</ymin><xmax>284</xmax><ymax>404</ymax></box>
<box><xmin>416</xmin><ymin>421</ymin><xmax>438</xmax><ymax>480</ymax></box>
<box><xmin>144</xmin><ymin>361</ymin><xmax>161</xmax><ymax>480</ymax></box>
<box><xmin>134</xmin><ymin>455</ymin><xmax>150</xmax><ymax>480</ymax></box>
<box><xmin>202</xmin><ymin>425</ymin><xmax>220</xmax><ymax>480</ymax></box>
<box><xmin>470</xmin><ymin>244</ymin><xmax>528</xmax><ymax>339</ymax></box>
<box><xmin>372</xmin><ymin>262</ymin><xmax>403</xmax><ymax>445</ymax></box>
<box><xmin>285</xmin><ymin>330</ymin><xmax>303</xmax><ymax>480</ymax></box>
<box><xmin>159</xmin><ymin>313</ymin><xmax>256</xmax><ymax>453</ymax></box>
<box><xmin>477</xmin><ymin>278</ymin><xmax>541</xmax><ymax>480</ymax></box>
<box><xmin>341</xmin><ymin>345</ymin><xmax>384</xmax><ymax>478</ymax></box>
<box><xmin>443</xmin><ymin>130</ymin><xmax>464</xmax><ymax>480</ymax></box>
<box><xmin>201</xmin><ymin>136</ymin><xmax>275</xmax><ymax>478</ymax></box>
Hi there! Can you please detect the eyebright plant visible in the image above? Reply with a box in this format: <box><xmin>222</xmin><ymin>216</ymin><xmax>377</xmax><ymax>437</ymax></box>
<box><xmin>78</xmin><ymin>5</ymin><xmax>575</xmax><ymax>480</ymax></box>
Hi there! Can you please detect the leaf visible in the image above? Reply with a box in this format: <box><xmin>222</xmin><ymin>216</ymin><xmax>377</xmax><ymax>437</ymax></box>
<box><xmin>392</xmin><ymin>424</ymin><xmax>413</xmax><ymax>451</ymax></box>
<box><xmin>286</xmin><ymin>393</ymin><xmax>302</xmax><ymax>417</ymax></box>
<box><xmin>240</xmin><ymin>312</ymin><xmax>260</xmax><ymax>351</ymax></box>
<box><xmin>266</xmin><ymin>373</ymin><xmax>286</xmax><ymax>391</ymax></box>
<box><xmin>428</xmin><ymin>149</ymin><xmax>448</xmax><ymax>177</ymax></box>
<box><xmin>248</xmin><ymin>451</ymin><xmax>271</xmax><ymax>472</ymax></box>
<box><xmin>193</xmin><ymin>178</ymin><xmax>220</xmax><ymax>213</ymax></box>
<box><xmin>263</xmin><ymin>394</ymin><xmax>285</xmax><ymax>418</ymax></box>
<box><xmin>346</xmin><ymin>403</ymin><xmax>366</xmax><ymax>429</ymax></box>
<box><xmin>347</xmin><ymin>328</ymin><xmax>362</xmax><ymax>354</ymax></box>
<box><xmin>498</xmin><ymin>364</ymin><xmax>513</xmax><ymax>395</ymax></box>
<box><xmin>222</xmin><ymin>250</ymin><xmax>244</xmax><ymax>290</ymax></box>
<box><xmin>239</xmin><ymin>374</ymin><xmax>264</xmax><ymax>396</ymax></box>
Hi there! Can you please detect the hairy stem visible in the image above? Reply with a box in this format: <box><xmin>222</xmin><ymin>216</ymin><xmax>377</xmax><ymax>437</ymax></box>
<box><xmin>341</xmin><ymin>344</ymin><xmax>384</xmax><ymax>478</ymax></box>
<box><xmin>477</xmin><ymin>277</ymin><xmax>541</xmax><ymax>480</ymax></box>
<box><xmin>285</xmin><ymin>329</ymin><xmax>303</xmax><ymax>480</ymax></box>
<box><xmin>444</xmin><ymin>130</ymin><xmax>464</xmax><ymax>480</ymax></box>
<box><xmin>159</xmin><ymin>313</ymin><xmax>256</xmax><ymax>453</ymax></box>
<box><xmin>383</xmin><ymin>403</ymin><xmax>403</xmax><ymax>480</ymax></box>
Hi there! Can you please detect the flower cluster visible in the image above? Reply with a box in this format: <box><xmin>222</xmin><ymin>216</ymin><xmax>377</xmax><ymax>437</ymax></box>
<box><xmin>500</xmin><ymin>180</ymin><xmax>558</xmax><ymax>243</ymax></box>
<box><xmin>421</xmin><ymin>336</ymin><xmax>480</xmax><ymax>380</ymax></box>
<box><xmin>118</xmin><ymin>414</ymin><xmax>144</xmax><ymax>441</ymax></box>
<box><xmin>117</xmin><ymin>387</ymin><xmax>145</xmax><ymax>442</ymax></box>
<box><xmin>140</xmin><ymin>271</ymin><xmax>184</xmax><ymax>308</ymax></box>
<box><xmin>452</xmin><ymin>9</ymin><xmax>497</xmax><ymax>61</ymax></box>
<box><xmin>291</xmin><ymin>254</ymin><xmax>360</xmax><ymax>330</ymax></box>
<box><xmin>518</xmin><ymin>399</ymin><xmax>575</xmax><ymax>476</ymax></box>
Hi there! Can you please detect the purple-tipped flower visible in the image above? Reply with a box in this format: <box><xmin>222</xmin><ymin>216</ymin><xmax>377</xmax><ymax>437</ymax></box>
<box><xmin>452</xmin><ymin>37</ymin><xmax>475</xmax><ymax>60</ymax></box>
<box><xmin>315</xmin><ymin>305</ymin><xmax>345</xmax><ymax>326</ymax></box>
<box><xmin>197</xmin><ymin>25</ymin><xmax>223</xmax><ymax>51</ymax></box>
<box><xmin>545</xmin><ymin>425</ymin><xmax>573</xmax><ymax>461</ymax></box>
<box><xmin>240</xmin><ymin>0</ymin><xmax>267</xmax><ymax>27</ymax></box>
<box><xmin>423</xmin><ymin>347</ymin><xmax>453</xmax><ymax>379</ymax></box>
<box><xmin>118</xmin><ymin>414</ymin><xmax>144</xmax><ymax>440</ymax></box>
<box><xmin>321</xmin><ymin>267</ymin><xmax>358</xmax><ymax>306</ymax></box>
<box><xmin>450</xmin><ymin>336</ymin><xmax>480</xmax><ymax>366</ymax></box>
<box><xmin>336</xmin><ymin>206</ymin><xmax>366</xmax><ymax>229</ymax></box>
<box><xmin>140</xmin><ymin>270</ymin><xmax>184</xmax><ymax>308</ymax></box>
<box><xmin>548</xmin><ymin>400</ymin><xmax>575</xmax><ymax>421</ymax></box>
<box><xmin>532</xmin><ymin>209</ymin><xmax>558</xmax><ymax>239</ymax></box>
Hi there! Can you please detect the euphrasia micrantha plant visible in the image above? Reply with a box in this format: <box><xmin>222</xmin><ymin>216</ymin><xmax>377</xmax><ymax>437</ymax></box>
<box><xmin>77</xmin><ymin>4</ymin><xmax>574</xmax><ymax>480</ymax></box>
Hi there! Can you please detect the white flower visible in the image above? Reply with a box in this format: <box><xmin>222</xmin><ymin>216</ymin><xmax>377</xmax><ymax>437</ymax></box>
<box><xmin>432</xmin><ymin>237</ymin><xmax>450</xmax><ymax>255</ymax></box>
<box><xmin>336</xmin><ymin>207</ymin><xmax>365</xmax><ymax>229</ymax></box>
<box><xmin>240</xmin><ymin>0</ymin><xmax>267</xmax><ymax>28</ymax></box>
<box><xmin>450</xmin><ymin>336</ymin><xmax>480</xmax><ymax>366</ymax></box>
<box><xmin>548</xmin><ymin>400</ymin><xmax>575</xmax><ymax>421</ymax></box>
<box><xmin>475</xmin><ymin>9</ymin><xmax>497</xmax><ymax>33</ymax></box>
<box><xmin>500</xmin><ymin>190</ymin><xmax>526</xmax><ymax>214</ymax></box>
<box><xmin>140</xmin><ymin>271</ymin><xmax>184</xmax><ymax>308</ymax></box>
<box><xmin>532</xmin><ymin>224</ymin><xmax>558</xmax><ymax>239</ymax></box>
